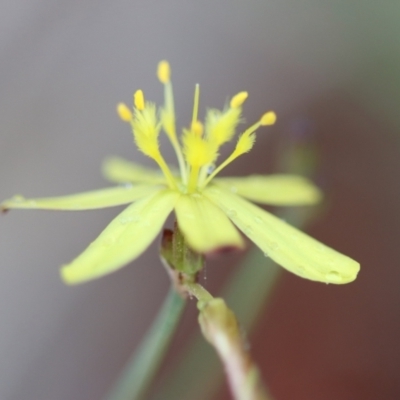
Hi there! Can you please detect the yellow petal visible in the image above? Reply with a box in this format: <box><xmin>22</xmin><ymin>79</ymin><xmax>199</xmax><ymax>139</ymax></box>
<box><xmin>61</xmin><ymin>189</ymin><xmax>178</xmax><ymax>284</ymax></box>
<box><xmin>204</xmin><ymin>186</ymin><xmax>360</xmax><ymax>284</ymax></box>
<box><xmin>1</xmin><ymin>185</ymin><xmax>161</xmax><ymax>211</ymax></box>
<box><xmin>175</xmin><ymin>193</ymin><xmax>244</xmax><ymax>253</ymax></box>
<box><xmin>102</xmin><ymin>156</ymin><xmax>168</xmax><ymax>184</ymax></box>
<box><xmin>214</xmin><ymin>174</ymin><xmax>322</xmax><ymax>206</ymax></box>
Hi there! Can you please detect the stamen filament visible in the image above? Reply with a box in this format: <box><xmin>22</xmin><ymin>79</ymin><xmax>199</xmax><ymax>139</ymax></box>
<box><xmin>184</xmin><ymin>84</ymin><xmax>202</xmax><ymax>192</ymax></box>
<box><xmin>188</xmin><ymin>165</ymin><xmax>200</xmax><ymax>193</ymax></box>
<box><xmin>153</xmin><ymin>152</ymin><xmax>178</xmax><ymax>190</ymax></box>
<box><xmin>191</xmin><ymin>84</ymin><xmax>200</xmax><ymax>129</ymax></box>
<box><xmin>161</xmin><ymin>75</ymin><xmax>187</xmax><ymax>184</ymax></box>
<box><xmin>170</xmin><ymin>136</ymin><xmax>187</xmax><ymax>184</ymax></box>
<box><xmin>198</xmin><ymin>164</ymin><xmax>212</xmax><ymax>187</ymax></box>
<box><xmin>202</xmin><ymin>152</ymin><xmax>237</xmax><ymax>188</ymax></box>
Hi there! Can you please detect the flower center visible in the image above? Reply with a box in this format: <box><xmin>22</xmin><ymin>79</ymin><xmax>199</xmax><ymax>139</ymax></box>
<box><xmin>116</xmin><ymin>61</ymin><xmax>277</xmax><ymax>194</ymax></box>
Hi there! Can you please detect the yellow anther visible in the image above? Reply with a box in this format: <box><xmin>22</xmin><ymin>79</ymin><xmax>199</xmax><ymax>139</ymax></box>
<box><xmin>260</xmin><ymin>111</ymin><xmax>277</xmax><ymax>126</ymax></box>
<box><xmin>230</xmin><ymin>91</ymin><xmax>248</xmax><ymax>109</ymax></box>
<box><xmin>134</xmin><ymin>90</ymin><xmax>145</xmax><ymax>111</ymax></box>
<box><xmin>191</xmin><ymin>120</ymin><xmax>203</xmax><ymax>136</ymax></box>
<box><xmin>116</xmin><ymin>103</ymin><xmax>133</xmax><ymax>122</ymax></box>
<box><xmin>157</xmin><ymin>60</ymin><xmax>171</xmax><ymax>84</ymax></box>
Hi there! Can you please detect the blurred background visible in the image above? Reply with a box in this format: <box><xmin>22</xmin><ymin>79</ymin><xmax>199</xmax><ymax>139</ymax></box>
<box><xmin>1</xmin><ymin>1</ymin><xmax>400</xmax><ymax>399</ymax></box>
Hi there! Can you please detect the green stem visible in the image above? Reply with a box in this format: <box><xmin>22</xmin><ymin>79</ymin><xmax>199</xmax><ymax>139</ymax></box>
<box><xmin>184</xmin><ymin>282</ymin><xmax>213</xmax><ymax>302</ymax></box>
<box><xmin>106</xmin><ymin>287</ymin><xmax>185</xmax><ymax>400</ymax></box>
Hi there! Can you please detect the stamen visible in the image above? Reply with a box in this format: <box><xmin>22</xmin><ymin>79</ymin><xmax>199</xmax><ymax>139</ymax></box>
<box><xmin>157</xmin><ymin>61</ymin><xmax>187</xmax><ymax>184</ymax></box>
<box><xmin>185</xmin><ymin>84</ymin><xmax>202</xmax><ymax>192</ymax></box>
<box><xmin>182</xmin><ymin>130</ymin><xmax>217</xmax><ymax>193</ymax></box>
<box><xmin>134</xmin><ymin>90</ymin><xmax>145</xmax><ymax>111</ymax></box>
<box><xmin>128</xmin><ymin>99</ymin><xmax>178</xmax><ymax>190</ymax></box>
<box><xmin>198</xmin><ymin>93</ymin><xmax>248</xmax><ymax>186</ymax></box>
<box><xmin>202</xmin><ymin>112</ymin><xmax>275</xmax><ymax>188</ymax></box>
<box><xmin>117</xmin><ymin>103</ymin><xmax>133</xmax><ymax>122</ymax></box>
<box><xmin>204</xmin><ymin>93</ymin><xmax>244</xmax><ymax>147</ymax></box>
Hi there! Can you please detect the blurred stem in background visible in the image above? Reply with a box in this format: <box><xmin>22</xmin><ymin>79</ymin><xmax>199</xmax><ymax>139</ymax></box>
<box><xmin>105</xmin><ymin>287</ymin><xmax>185</xmax><ymax>400</ymax></box>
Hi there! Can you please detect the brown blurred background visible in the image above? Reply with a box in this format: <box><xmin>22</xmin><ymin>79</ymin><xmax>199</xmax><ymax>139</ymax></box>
<box><xmin>1</xmin><ymin>1</ymin><xmax>399</xmax><ymax>399</ymax></box>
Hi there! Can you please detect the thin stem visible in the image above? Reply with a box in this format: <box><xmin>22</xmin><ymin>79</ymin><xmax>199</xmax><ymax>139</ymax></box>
<box><xmin>184</xmin><ymin>282</ymin><xmax>213</xmax><ymax>302</ymax></box>
<box><xmin>106</xmin><ymin>287</ymin><xmax>185</xmax><ymax>400</ymax></box>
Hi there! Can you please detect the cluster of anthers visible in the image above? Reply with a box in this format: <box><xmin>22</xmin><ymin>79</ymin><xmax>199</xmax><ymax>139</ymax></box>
<box><xmin>116</xmin><ymin>61</ymin><xmax>277</xmax><ymax>194</ymax></box>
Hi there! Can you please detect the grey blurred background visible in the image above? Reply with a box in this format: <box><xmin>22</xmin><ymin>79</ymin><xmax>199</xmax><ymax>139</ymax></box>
<box><xmin>1</xmin><ymin>1</ymin><xmax>400</xmax><ymax>399</ymax></box>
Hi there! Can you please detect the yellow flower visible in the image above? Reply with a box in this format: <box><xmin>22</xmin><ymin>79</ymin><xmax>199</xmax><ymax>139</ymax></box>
<box><xmin>1</xmin><ymin>61</ymin><xmax>360</xmax><ymax>285</ymax></box>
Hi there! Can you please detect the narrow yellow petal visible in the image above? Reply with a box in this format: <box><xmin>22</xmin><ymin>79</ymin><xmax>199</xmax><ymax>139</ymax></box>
<box><xmin>175</xmin><ymin>193</ymin><xmax>244</xmax><ymax>253</ymax></box>
<box><xmin>1</xmin><ymin>185</ymin><xmax>161</xmax><ymax>211</ymax></box>
<box><xmin>214</xmin><ymin>175</ymin><xmax>322</xmax><ymax>205</ymax></box>
<box><xmin>102</xmin><ymin>156</ymin><xmax>168</xmax><ymax>185</ymax></box>
<box><xmin>205</xmin><ymin>186</ymin><xmax>360</xmax><ymax>284</ymax></box>
<box><xmin>61</xmin><ymin>190</ymin><xmax>178</xmax><ymax>284</ymax></box>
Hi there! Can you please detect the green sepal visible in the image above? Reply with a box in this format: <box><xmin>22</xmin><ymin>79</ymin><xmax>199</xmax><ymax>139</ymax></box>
<box><xmin>160</xmin><ymin>222</ymin><xmax>204</xmax><ymax>290</ymax></box>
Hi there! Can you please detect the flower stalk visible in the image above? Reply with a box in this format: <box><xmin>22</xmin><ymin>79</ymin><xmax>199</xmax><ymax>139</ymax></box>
<box><xmin>186</xmin><ymin>283</ymin><xmax>271</xmax><ymax>400</ymax></box>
